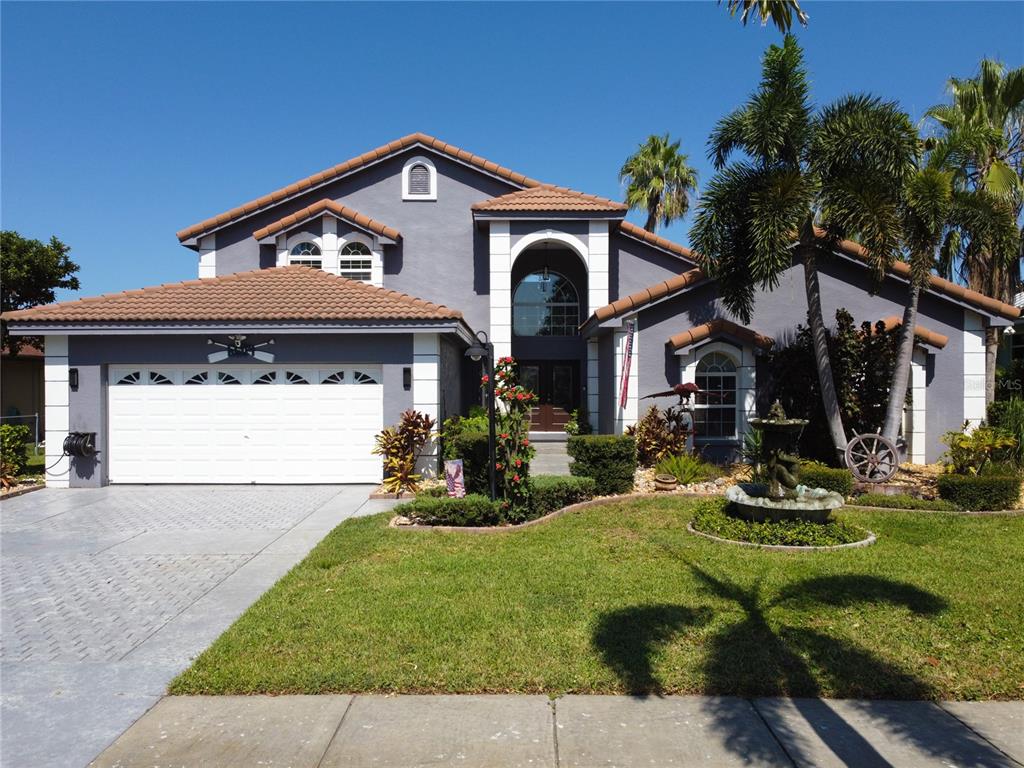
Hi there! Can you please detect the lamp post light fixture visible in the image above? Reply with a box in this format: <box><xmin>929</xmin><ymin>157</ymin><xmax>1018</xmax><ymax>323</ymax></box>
<box><xmin>465</xmin><ymin>330</ymin><xmax>497</xmax><ymax>501</ymax></box>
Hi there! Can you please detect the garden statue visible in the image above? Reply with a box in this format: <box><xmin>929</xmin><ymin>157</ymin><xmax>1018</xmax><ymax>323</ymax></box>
<box><xmin>758</xmin><ymin>400</ymin><xmax>804</xmax><ymax>499</ymax></box>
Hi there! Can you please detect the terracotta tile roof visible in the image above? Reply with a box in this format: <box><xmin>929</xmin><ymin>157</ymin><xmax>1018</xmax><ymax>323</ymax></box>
<box><xmin>1</xmin><ymin>343</ymin><xmax>43</xmax><ymax>358</ymax></box>
<box><xmin>588</xmin><ymin>268</ymin><xmax>709</xmax><ymax>325</ymax></box>
<box><xmin>253</xmin><ymin>199</ymin><xmax>400</xmax><ymax>242</ymax></box>
<box><xmin>618</xmin><ymin>221</ymin><xmax>697</xmax><ymax>262</ymax></box>
<box><xmin>1</xmin><ymin>266</ymin><xmax>461</xmax><ymax>324</ymax></box>
<box><xmin>177</xmin><ymin>132</ymin><xmax>544</xmax><ymax>242</ymax></box>
<box><xmin>668</xmin><ymin>319</ymin><xmax>775</xmax><ymax>352</ymax></box>
<box><xmin>877</xmin><ymin>316</ymin><xmax>949</xmax><ymax>349</ymax></box>
<box><xmin>471</xmin><ymin>185</ymin><xmax>627</xmax><ymax>213</ymax></box>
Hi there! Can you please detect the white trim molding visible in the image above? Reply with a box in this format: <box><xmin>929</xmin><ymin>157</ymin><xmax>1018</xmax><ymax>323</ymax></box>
<box><xmin>678</xmin><ymin>340</ymin><xmax>756</xmax><ymax>446</ymax></box>
<box><xmin>44</xmin><ymin>335</ymin><xmax>70</xmax><ymax>488</ymax></box>
<box><xmin>338</xmin><ymin>230</ymin><xmax>383</xmax><ymax>288</ymax></box>
<box><xmin>413</xmin><ymin>333</ymin><xmax>441</xmax><ymax>477</ymax></box>
<box><xmin>906</xmin><ymin>347</ymin><xmax>927</xmax><ymax>464</ymax></box>
<box><xmin>402</xmin><ymin>156</ymin><xmax>437</xmax><ymax>201</ymax></box>
<box><xmin>963</xmin><ymin>309</ymin><xmax>986</xmax><ymax>430</ymax></box>
<box><xmin>198</xmin><ymin>234</ymin><xmax>216</xmax><ymax>279</ymax></box>
<box><xmin>488</xmin><ymin>221</ymin><xmax>512</xmax><ymax>360</ymax></box>
<box><xmin>587</xmin><ymin>338</ymin><xmax>600</xmax><ymax>433</ymax></box>
<box><xmin>613</xmin><ymin>319</ymin><xmax>640</xmax><ymax>434</ymax></box>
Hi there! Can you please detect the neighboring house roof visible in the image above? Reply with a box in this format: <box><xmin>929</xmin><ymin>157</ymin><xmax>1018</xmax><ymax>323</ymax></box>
<box><xmin>668</xmin><ymin>319</ymin><xmax>775</xmax><ymax>352</ymax></box>
<box><xmin>586</xmin><ymin>268</ymin><xmax>709</xmax><ymax>328</ymax></box>
<box><xmin>877</xmin><ymin>316</ymin><xmax>949</xmax><ymax>349</ymax></box>
<box><xmin>1</xmin><ymin>266</ymin><xmax>462</xmax><ymax>324</ymax></box>
<box><xmin>253</xmin><ymin>199</ymin><xmax>401</xmax><ymax>242</ymax></box>
<box><xmin>1</xmin><ymin>344</ymin><xmax>43</xmax><ymax>358</ymax></box>
<box><xmin>471</xmin><ymin>186</ymin><xmax>627</xmax><ymax>213</ymax></box>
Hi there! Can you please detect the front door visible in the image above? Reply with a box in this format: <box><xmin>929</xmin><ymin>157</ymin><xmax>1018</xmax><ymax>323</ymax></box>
<box><xmin>519</xmin><ymin>361</ymin><xmax>579</xmax><ymax>431</ymax></box>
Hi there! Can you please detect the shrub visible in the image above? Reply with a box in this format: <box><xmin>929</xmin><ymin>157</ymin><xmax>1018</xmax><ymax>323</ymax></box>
<box><xmin>567</xmin><ymin>435</ymin><xmax>637</xmax><ymax>495</ymax></box>
<box><xmin>446</xmin><ymin>431</ymin><xmax>490</xmax><ymax>495</ymax></box>
<box><xmin>417</xmin><ymin>484</ymin><xmax>448</xmax><ymax>498</ymax></box>
<box><xmin>655</xmin><ymin>453</ymin><xmax>721</xmax><ymax>485</ymax></box>
<box><xmin>936</xmin><ymin>473</ymin><xmax>1022</xmax><ymax>511</ymax></box>
<box><xmin>692</xmin><ymin>498</ymin><xmax>863</xmax><ymax>546</ymax></box>
<box><xmin>492</xmin><ymin>357</ymin><xmax>537</xmax><ymax>517</ymax></box>
<box><xmin>530</xmin><ymin>474</ymin><xmax>597</xmax><ymax>517</ymax></box>
<box><xmin>564</xmin><ymin>407</ymin><xmax>593</xmax><ymax>436</ymax></box>
<box><xmin>397</xmin><ymin>494</ymin><xmax>501</xmax><ymax>527</ymax></box>
<box><xmin>0</xmin><ymin>424</ymin><xmax>30</xmax><ymax>477</ymax></box>
<box><xmin>941</xmin><ymin>425</ymin><xmax>1018</xmax><ymax>475</ymax></box>
<box><xmin>987</xmin><ymin>398</ymin><xmax>1024</xmax><ymax>466</ymax></box>
<box><xmin>851</xmin><ymin>493</ymin><xmax>960</xmax><ymax>512</ymax></box>
<box><xmin>373</xmin><ymin>410</ymin><xmax>436</xmax><ymax>495</ymax></box>
<box><xmin>627</xmin><ymin>405</ymin><xmax>689</xmax><ymax>467</ymax></box>
<box><xmin>798</xmin><ymin>461</ymin><xmax>854</xmax><ymax>497</ymax></box>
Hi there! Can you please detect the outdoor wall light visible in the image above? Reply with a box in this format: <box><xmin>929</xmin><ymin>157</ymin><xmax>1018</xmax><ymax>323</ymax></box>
<box><xmin>69</xmin><ymin>368</ymin><xmax>79</xmax><ymax>392</ymax></box>
<box><xmin>403</xmin><ymin>367</ymin><xmax>412</xmax><ymax>390</ymax></box>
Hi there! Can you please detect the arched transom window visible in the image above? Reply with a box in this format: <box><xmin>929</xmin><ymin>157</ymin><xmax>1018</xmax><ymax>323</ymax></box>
<box><xmin>513</xmin><ymin>270</ymin><xmax>580</xmax><ymax>337</ymax></box>
<box><xmin>289</xmin><ymin>241</ymin><xmax>322</xmax><ymax>270</ymax></box>
<box><xmin>694</xmin><ymin>351</ymin><xmax>737</xmax><ymax>439</ymax></box>
<box><xmin>339</xmin><ymin>241</ymin><xmax>372</xmax><ymax>282</ymax></box>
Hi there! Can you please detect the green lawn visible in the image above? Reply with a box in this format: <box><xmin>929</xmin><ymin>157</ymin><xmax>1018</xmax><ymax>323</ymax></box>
<box><xmin>171</xmin><ymin>498</ymin><xmax>1024</xmax><ymax>700</ymax></box>
<box><xmin>23</xmin><ymin>449</ymin><xmax>44</xmax><ymax>477</ymax></box>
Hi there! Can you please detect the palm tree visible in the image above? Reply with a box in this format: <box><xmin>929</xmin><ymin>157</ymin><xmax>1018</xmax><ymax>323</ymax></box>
<box><xmin>926</xmin><ymin>59</ymin><xmax>1024</xmax><ymax>402</ymax></box>
<box><xmin>691</xmin><ymin>36</ymin><xmax>918</xmax><ymax>460</ymax></box>
<box><xmin>620</xmin><ymin>134</ymin><xmax>699</xmax><ymax>233</ymax></box>
<box><xmin>721</xmin><ymin>0</ymin><xmax>808</xmax><ymax>33</ymax></box>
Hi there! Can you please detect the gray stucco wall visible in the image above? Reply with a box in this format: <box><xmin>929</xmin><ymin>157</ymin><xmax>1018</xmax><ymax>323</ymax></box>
<box><xmin>610</xmin><ymin>233</ymin><xmax>696</xmax><ymax>302</ymax></box>
<box><xmin>630</xmin><ymin>256</ymin><xmax>967</xmax><ymax>463</ymax></box>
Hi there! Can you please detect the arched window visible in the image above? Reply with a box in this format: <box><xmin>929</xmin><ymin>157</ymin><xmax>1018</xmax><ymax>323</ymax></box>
<box><xmin>339</xmin><ymin>241</ymin><xmax>373</xmax><ymax>282</ymax></box>
<box><xmin>289</xmin><ymin>241</ymin><xmax>322</xmax><ymax>270</ymax></box>
<box><xmin>694</xmin><ymin>352</ymin><xmax>737</xmax><ymax>439</ymax></box>
<box><xmin>512</xmin><ymin>270</ymin><xmax>580</xmax><ymax>337</ymax></box>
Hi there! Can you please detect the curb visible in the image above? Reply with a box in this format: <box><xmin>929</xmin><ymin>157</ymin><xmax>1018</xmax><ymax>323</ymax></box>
<box><xmin>0</xmin><ymin>483</ymin><xmax>45</xmax><ymax>500</ymax></box>
<box><xmin>686</xmin><ymin>522</ymin><xmax>876</xmax><ymax>551</ymax></box>
<box><xmin>843</xmin><ymin>503</ymin><xmax>1024</xmax><ymax>516</ymax></box>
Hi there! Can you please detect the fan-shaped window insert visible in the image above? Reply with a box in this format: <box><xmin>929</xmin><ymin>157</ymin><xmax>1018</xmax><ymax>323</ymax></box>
<box><xmin>116</xmin><ymin>371</ymin><xmax>142</xmax><ymax>385</ymax></box>
<box><xmin>694</xmin><ymin>351</ymin><xmax>738</xmax><ymax>439</ymax></box>
<box><xmin>285</xmin><ymin>371</ymin><xmax>309</xmax><ymax>385</ymax></box>
<box><xmin>513</xmin><ymin>270</ymin><xmax>580</xmax><ymax>337</ymax></box>
<box><xmin>353</xmin><ymin>370</ymin><xmax>378</xmax><ymax>385</ymax></box>
<box><xmin>339</xmin><ymin>241</ymin><xmax>373</xmax><ymax>281</ymax></box>
<box><xmin>321</xmin><ymin>371</ymin><xmax>346</xmax><ymax>384</ymax></box>
<box><xmin>149</xmin><ymin>372</ymin><xmax>173</xmax><ymax>385</ymax></box>
<box><xmin>218</xmin><ymin>371</ymin><xmax>241</xmax><ymax>385</ymax></box>
<box><xmin>253</xmin><ymin>371</ymin><xmax>277</xmax><ymax>385</ymax></box>
<box><xmin>184</xmin><ymin>372</ymin><xmax>208</xmax><ymax>385</ymax></box>
<box><xmin>289</xmin><ymin>241</ymin><xmax>322</xmax><ymax>270</ymax></box>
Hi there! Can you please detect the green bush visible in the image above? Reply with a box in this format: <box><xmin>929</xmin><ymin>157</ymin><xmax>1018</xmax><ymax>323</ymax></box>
<box><xmin>567</xmin><ymin>435</ymin><xmax>637</xmax><ymax>495</ymax></box>
<box><xmin>851</xmin><ymin>493</ymin><xmax>960</xmax><ymax>511</ymax></box>
<box><xmin>397</xmin><ymin>494</ymin><xmax>501</xmax><ymax>527</ymax></box>
<box><xmin>655</xmin><ymin>453</ymin><xmax>721</xmax><ymax>485</ymax></box>
<box><xmin>941</xmin><ymin>425</ymin><xmax>1018</xmax><ymax>475</ymax></box>
<box><xmin>530</xmin><ymin>475</ymin><xmax>596</xmax><ymax>517</ymax></box>
<box><xmin>987</xmin><ymin>398</ymin><xmax>1024</xmax><ymax>466</ymax></box>
<box><xmin>0</xmin><ymin>424</ymin><xmax>30</xmax><ymax>476</ymax></box>
<box><xmin>799</xmin><ymin>461</ymin><xmax>854</xmax><ymax>496</ymax></box>
<box><xmin>692</xmin><ymin>498</ymin><xmax>863</xmax><ymax>546</ymax></box>
<box><xmin>445</xmin><ymin>431</ymin><xmax>490</xmax><ymax>495</ymax></box>
<box><xmin>417</xmin><ymin>484</ymin><xmax>448</xmax><ymax>498</ymax></box>
<box><xmin>936</xmin><ymin>473</ymin><xmax>1022</xmax><ymax>511</ymax></box>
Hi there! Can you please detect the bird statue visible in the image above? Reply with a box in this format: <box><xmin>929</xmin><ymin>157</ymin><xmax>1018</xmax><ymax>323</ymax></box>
<box><xmin>642</xmin><ymin>382</ymin><xmax>702</xmax><ymax>406</ymax></box>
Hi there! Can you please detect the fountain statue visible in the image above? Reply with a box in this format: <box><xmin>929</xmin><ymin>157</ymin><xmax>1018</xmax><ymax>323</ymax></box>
<box><xmin>725</xmin><ymin>400</ymin><xmax>845</xmax><ymax>523</ymax></box>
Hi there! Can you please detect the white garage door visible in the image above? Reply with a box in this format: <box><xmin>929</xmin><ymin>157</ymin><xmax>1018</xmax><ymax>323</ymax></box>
<box><xmin>107</xmin><ymin>366</ymin><xmax>384</xmax><ymax>484</ymax></box>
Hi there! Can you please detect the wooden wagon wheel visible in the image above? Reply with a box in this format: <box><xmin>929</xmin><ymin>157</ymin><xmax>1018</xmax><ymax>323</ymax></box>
<box><xmin>844</xmin><ymin>433</ymin><xmax>899</xmax><ymax>483</ymax></box>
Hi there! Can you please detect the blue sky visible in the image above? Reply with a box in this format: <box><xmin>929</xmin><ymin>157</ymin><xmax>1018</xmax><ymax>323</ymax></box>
<box><xmin>2</xmin><ymin>1</ymin><xmax>1022</xmax><ymax>301</ymax></box>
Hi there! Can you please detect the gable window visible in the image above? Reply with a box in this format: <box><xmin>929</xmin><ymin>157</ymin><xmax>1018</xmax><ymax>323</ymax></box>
<box><xmin>402</xmin><ymin>156</ymin><xmax>437</xmax><ymax>201</ymax></box>
<box><xmin>339</xmin><ymin>241</ymin><xmax>373</xmax><ymax>282</ymax></box>
<box><xmin>289</xmin><ymin>241</ymin><xmax>322</xmax><ymax>269</ymax></box>
<box><xmin>694</xmin><ymin>352</ymin><xmax>737</xmax><ymax>439</ymax></box>
<box><xmin>513</xmin><ymin>270</ymin><xmax>580</xmax><ymax>337</ymax></box>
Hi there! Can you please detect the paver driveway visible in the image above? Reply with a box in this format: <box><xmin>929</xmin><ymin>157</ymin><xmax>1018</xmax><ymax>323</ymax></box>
<box><xmin>0</xmin><ymin>485</ymin><xmax>393</xmax><ymax>768</ymax></box>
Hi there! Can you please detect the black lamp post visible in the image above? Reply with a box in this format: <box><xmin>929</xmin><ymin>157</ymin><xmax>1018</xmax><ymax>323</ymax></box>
<box><xmin>465</xmin><ymin>331</ymin><xmax>497</xmax><ymax>501</ymax></box>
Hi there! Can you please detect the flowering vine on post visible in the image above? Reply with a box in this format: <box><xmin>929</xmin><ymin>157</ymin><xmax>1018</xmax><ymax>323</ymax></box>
<box><xmin>482</xmin><ymin>356</ymin><xmax>536</xmax><ymax>520</ymax></box>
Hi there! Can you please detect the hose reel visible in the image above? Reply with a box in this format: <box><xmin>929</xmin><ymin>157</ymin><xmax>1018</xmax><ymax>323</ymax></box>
<box><xmin>63</xmin><ymin>432</ymin><xmax>98</xmax><ymax>458</ymax></box>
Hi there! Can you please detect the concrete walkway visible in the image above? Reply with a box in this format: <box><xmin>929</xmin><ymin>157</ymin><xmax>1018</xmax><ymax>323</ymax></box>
<box><xmin>91</xmin><ymin>693</ymin><xmax>1024</xmax><ymax>767</ymax></box>
<box><xmin>0</xmin><ymin>485</ymin><xmax>397</xmax><ymax>768</ymax></box>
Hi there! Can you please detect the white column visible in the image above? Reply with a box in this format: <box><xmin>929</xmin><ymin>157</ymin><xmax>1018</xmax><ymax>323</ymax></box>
<box><xmin>413</xmin><ymin>333</ymin><xmax>441</xmax><ymax>477</ymax></box>
<box><xmin>198</xmin><ymin>234</ymin><xmax>216</xmax><ymax>278</ymax></box>
<box><xmin>276</xmin><ymin>234</ymin><xmax>289</xmax><ymax>267</ymax></box>
<box><xmin>907</xmin><ymin>347</ymin><xmax>927</xmax><ymax>464</ymax></box>
<box><xmin>370</xmin><ymin>246</ymin><xmax>385</xmax><ymax>287</ymax></box>
<box><xmin>44</xmin><ymin>335</ymin><xmax>70</xmax><ymax>488</ymax></box>
<box><xmin>587</xmin><ymin>338</ymin><xmax>600</xmax><ymax>432</ymax></box>
<box><xmin>587</xmin><ymin>221</ymin><xmax>610</xmax><ymax>315</ymax></box>
<box><xmin>321</xmin><ymin>215</ymin><xmax>339</xmax><ymax>274</ymax></box>
<box><xmin>488</xmin><ymin>221</ymin><xmax>512</xmax><ymax>360</ymax></box>
<box><xmin>613</xmin><ymin>321</ymin><xmax>639</xmax><ymax>434</ymax></box>
<box><xmin>963</xmin><ymin>310</ymin><xmax>987</xmax><ymax>430</ymax></box>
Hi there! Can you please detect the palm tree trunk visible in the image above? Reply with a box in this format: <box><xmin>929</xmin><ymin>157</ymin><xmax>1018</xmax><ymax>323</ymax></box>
<box><xmin>882</xmin><ymin>282</ymin><xmax>920</xmax><ymax>443</ymax></box>
<box><xmin>800</xmin><ymin>244</ymin><xmax>848</xmax><ymax>461</ymax></box>
<box><xmin>985</xmin><ymin>327</ymin><xmax>998</xmax><ymax>405</ymax></box>
<box><xmin>644</xmin><ymin>211</ymin><xmax>658</xmax><ymax>233</ymax></box>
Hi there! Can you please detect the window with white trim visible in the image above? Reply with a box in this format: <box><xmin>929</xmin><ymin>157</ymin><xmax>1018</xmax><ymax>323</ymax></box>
<box><xmin>289</xmin><ymin>241</ymin><xmax>322</xmax><ymax>269</ymax></box>
<box><xmin>402</xmin><ymin>156</ymin><xmax>437</xmax><ymax>201</ymax></box>
<box><xmin>694</xmin><ymin>352</ymin><xmax>738</xmax><ymax>439</ymax></box>
<box><xmin>338</xmin><ymin>241</ymin><xmax>373</xmax><ymax>281</ymax></box>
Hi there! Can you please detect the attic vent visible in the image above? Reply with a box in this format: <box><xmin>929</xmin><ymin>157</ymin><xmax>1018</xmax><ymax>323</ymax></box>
<box><xmin>408</xmin><ymin>164</ymin><xmax>431</xmax><ymax>195</ymax></box>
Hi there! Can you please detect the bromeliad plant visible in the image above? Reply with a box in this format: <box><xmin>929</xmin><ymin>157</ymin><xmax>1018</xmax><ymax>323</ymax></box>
<box><xmin>485</xmin><ymin>357</ymin><xmax>537</xmax><ymax>521</ymax></box>
<box><xmin>373</xmin><ymin>409</ymin><xmax>436</xmax><ymax>496</ymax></box>
<box><xmin>628</xmin><ymin>405</ymin><xmax>690</xmax><ymax>467</ymax></box>
<box><xmin>940</xmin><ymin>424</ymin><xmax>1018</xmax><ymax>475</ymax></box>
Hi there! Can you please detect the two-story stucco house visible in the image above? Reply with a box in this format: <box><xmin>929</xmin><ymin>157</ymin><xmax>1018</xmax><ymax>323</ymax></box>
<box><xmin>4</xmin><ymin>133</ymin><xmax>1020</xmax><ymax>488</ymax></box>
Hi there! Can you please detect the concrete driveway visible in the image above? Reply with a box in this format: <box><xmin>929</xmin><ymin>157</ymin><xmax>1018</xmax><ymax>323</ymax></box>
<box><xmin>0</xmin><ymin>485</ymin><xmax>393</xmax><ymax>768</ymax></box>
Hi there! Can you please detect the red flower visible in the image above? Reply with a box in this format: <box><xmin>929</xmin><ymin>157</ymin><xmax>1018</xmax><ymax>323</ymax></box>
<box><xmin>514</xmin><ymin>458</ymin><xmax>522</xmax><ymax>467</ymax></box>
<box><xmin>495</xmin><ymin>462</ymin><xmax>503</xmax><ymax>470</ymax></box>
<box><xmin>500</xmin><ymin>433</ymin><xmax>509</xmax><ymax>440</ymax></box>
<box><xmin>516</xmin><ymin>392</ymin><xmax>525</xmax><ymax>401</ymax></box>
<box><xmin>480</xmin><ymin>375</ymin><xmax>489</xmax><ymax>384</ymax></box>
<box><xmin>513</xmin><ymin>474</ymin><xmax>521</xmax><ymax>483</ymax></box>
<box><xmin>521</xmin><ymin>438</ymin><xmax>530</xmax><ymax>447</ymax></box>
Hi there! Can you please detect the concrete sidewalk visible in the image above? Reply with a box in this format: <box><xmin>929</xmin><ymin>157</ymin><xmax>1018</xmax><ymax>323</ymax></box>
<box><xmin>91</xmin><ymin>693</ymin><xmax>1024</xmax><ymax>767</ymax></box>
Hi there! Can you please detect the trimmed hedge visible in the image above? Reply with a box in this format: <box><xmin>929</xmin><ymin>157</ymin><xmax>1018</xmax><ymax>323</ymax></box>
<box><xmin>445</xmin><ymin>431</ymin><xmax>490</xmax><ymax>495</ymax></box>
<box><xmin>936</xmin><ymin>473</ymin><xmax>1022</xmax><ymax>511</ymax></box>
<box><xmin>799</xmin><ymin>462</ymin><xmax>854</xmax><ymax>497</ymax></box>
<box><xmin>567</xmin><ymin>435</ymin><xmax>637</xmax><ymax>495</ymax></box>
<box><xmin>851</xmin><ymin>493</ymin><xmax>960</xmax><ymax>512</ymax></box>
<box><xmin>0</xmin><ymin>424</ymin><xmax>30</xmax><ymax>476</ymax></box>
<box><xmin>397</xmin><ymin>494</ymin><xmax>501</xmax><ymax>527</ymax></box>
<box><xmin>530</xmin><ymin>474</ymin><xmax>597</xmax><ymax>517</ymax></box>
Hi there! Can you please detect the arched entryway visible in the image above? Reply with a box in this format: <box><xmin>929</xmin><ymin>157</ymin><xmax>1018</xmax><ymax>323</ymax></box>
<box><xmin>511</xmin><ymin>244</ymin><xmax>588</xmax><ymax>431</ymax></box>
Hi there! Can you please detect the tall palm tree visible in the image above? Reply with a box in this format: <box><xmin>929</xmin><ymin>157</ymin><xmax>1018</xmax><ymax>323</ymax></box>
<box><xmin>691</xmin><ymin>36</ymin><xmax>917</xmax><ymax>459</ymax></box>
<box><xmin>721</xmin><ymin>0</ymin><xmax>808</xmax><ymax>33</ymax></box>
<box><xmin>620</xmin><ymin>134</ymin><xmax>698</xmax><ymax>233</ymax></box>
<box><xmin>926</xmin><ymin>59</ymin><xmax>1024</xmax><ymax>402</ymax></box>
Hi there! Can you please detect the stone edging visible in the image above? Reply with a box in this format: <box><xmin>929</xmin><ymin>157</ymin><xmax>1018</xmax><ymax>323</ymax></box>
<box><xmin>844</xmin><ymin>503</ymin><xmax>1024</xmax><ymax>516</ymax></box>
<box><xmin>686</xmin><ymin>522</ymin><xmax>876</xmax><ymax>552</ymax></box>
<box><xmin>0</xmin><ymin>483</ymin><xmax>45</xmax><ymax>500</ymax></box>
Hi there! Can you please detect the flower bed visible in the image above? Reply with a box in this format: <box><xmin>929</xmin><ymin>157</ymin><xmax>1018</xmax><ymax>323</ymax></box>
<box><xmin>690</xmin><ymin>498</ymin><xmax>870</xmax><ymax>548</ymax></box>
